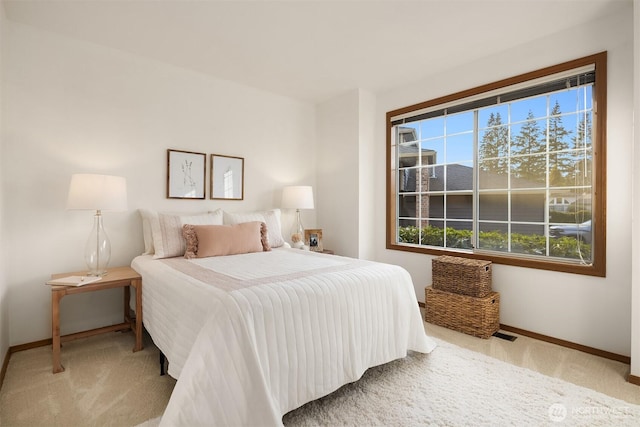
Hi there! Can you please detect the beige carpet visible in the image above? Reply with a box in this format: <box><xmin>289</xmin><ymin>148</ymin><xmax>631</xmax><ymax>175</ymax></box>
<box><xmin>0</xmin><ymin>332</ymin><xmax>175</xmax><ymax>426</ymax></box>
<box><xmin>1</xmin><ymin>324</ymin><xmax>639</xmax><ymax>426</ymax></box>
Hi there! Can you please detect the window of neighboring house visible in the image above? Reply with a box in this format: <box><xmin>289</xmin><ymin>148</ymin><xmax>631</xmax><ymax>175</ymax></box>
<box><xmin>386</xmin><ymin>52</ymin><xmax>606</xmax><ymax>276</ymax></box>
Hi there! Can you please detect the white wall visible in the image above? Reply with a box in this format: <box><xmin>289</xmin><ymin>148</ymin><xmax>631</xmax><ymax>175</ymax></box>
<box><xmin>0</xmin><ymin>1</ymin><xmax>9</xmax><ymax>364</ymax></box>
<box><xmin>358</xmin><ymin>89</ymin><xmax>376</xmax><ymax>261</ymax></box>
<box><xmin>316</xmin><ymin>90</ymin><xmax>360</xmax><ymax>258</ymax></box>
<box><xmin>631</xmin><ymin>0</ymin><xmax>640</xmax><ymax>377</ymax></box>
<box><xmin>374</xmin><ymin>7</ymin><xmax>635</xmax><ymax>356</ymax></box>
<box><xmin>316</xmin><ymin>89</ymin><xmax>377</xmax><ymax>260</ymax></box>
<box><xmin>2</xmin><ymin>20</ymin><xmax>316</xmax><ymax>346</ymax></box>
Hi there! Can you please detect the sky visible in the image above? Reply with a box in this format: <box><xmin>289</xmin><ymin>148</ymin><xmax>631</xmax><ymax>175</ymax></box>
<box><xmin>399</xmin><ymin>85</ymin><xmax>593</xmax><ymax>166</ymax></box>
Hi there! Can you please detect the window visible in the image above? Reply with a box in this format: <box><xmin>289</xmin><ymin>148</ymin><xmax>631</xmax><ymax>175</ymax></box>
<box><xmin>386</xmin><ymin>52</ymin><xmax>606</xmax><ymax>276</ymax></box>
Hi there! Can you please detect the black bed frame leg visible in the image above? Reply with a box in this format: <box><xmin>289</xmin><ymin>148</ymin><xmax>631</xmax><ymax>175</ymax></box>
<box><xmin>160</xmin><ymin>351</ymin><xmax>166</xmax><ymax>376</ymax></box>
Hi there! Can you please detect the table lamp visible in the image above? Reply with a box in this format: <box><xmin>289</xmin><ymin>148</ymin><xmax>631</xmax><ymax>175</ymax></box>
<box><xmin>67</xmin><ymin>174</ymin><xmax>128</xmax><ymax>276</ymax></box>
<box><xmin>282</xmin><ymin>185</ymin><xmax>314</xmax><ymax>248</ymax></box>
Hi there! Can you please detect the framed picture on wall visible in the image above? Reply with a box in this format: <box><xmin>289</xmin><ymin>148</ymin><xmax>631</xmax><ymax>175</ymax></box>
<box><xmin>167</xmin><ymin>149</ymin><xmax>206</xmax><ymax>199</ymax></box>
<box><xmin>305</xmin><ymin>229</ymin><xmax>323</xmax><ymax>252</ymax></box>
<box><xmin>211</xmin><ymin>154</ymin><xmax>244</xmax><ymax>200</ymax></box>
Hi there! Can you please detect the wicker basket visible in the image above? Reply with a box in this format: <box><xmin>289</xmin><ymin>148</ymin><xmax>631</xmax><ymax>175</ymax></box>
<box><xmin>425</xmin><ymin>286</ymin><xmax>499</xmax><ymax>339</ymax></box>
<box><xmin>432</xmin><ymin>255</ymin><xmax>492</xmax><ymax>297</ymax></box>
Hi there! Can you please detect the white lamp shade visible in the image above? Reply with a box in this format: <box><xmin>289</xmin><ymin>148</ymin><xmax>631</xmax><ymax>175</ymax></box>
<box><xmin>67</xmin><ymin>174</ymin><xmax>128</xmax><ymax>211</ymax></box>
<box><xmin>282</xmin><ymin>186</ymin><xmax>314</xmax><ymax>209</ymax></box>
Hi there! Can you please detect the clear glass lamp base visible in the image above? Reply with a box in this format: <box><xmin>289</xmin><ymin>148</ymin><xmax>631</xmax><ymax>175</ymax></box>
<box><xmin>85</xmin><ymin>211</ymin><xmax>111</xmax><ymax>276</ymax></box>
<box><xmin>291</xmin><ymin>209</ymin><xmax>305</xmax><ymax>249</ymax></box>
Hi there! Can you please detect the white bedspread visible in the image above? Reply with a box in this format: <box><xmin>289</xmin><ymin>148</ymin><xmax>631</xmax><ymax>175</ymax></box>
<box><xmin>132</xmin><ymin>249</ymin><xmax>436</xmax><ymax>426</ymax></box>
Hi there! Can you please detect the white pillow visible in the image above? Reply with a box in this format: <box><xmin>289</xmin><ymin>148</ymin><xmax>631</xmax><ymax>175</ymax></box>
<box><xmin>223</xmin><ymin>209</ymin><xmax>285</xmax><ymax>248</ymax></box>
<box><xmin>139</xmin><ymin>209</ymin><xmax>157</xmax><ymax>255</ymax></box>
<box><xmin>151</xmin><ymin>209</ymin><xmax>224</xmax><ymax>259</ymax></box>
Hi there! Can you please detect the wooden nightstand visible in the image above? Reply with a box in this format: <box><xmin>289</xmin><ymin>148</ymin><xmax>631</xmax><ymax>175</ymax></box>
<box><xmin>49</xmin><ymin>265</ymin><xmax>143</xmax><ymax>373</ymax></box>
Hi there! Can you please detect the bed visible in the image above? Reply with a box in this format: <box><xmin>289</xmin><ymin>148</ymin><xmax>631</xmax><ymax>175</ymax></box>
<box><xmin>132</xmin><ymin>209</ymin><xmax>437</xmax><ymax>426</ymax></box>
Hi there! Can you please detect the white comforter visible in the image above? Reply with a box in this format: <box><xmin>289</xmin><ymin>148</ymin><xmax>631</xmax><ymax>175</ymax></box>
<box><xmin>132</xmin><ymin>249</ymin><xmax>436</xmax><ymax>426</ymax></box>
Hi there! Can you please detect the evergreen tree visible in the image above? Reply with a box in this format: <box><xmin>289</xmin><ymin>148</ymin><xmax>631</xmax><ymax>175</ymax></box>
<box><xmin>548</xmin><ymin>101</ymin><xmax>572</xmax><ymax>186</ymax></box>
<box><xmin>511</xmin><ymin>110</ymin><xmax>545</xmax><ymax>182</ymax></box>
<box><xmin>572</xmin><ymin>113</ymin><xmax>592</xmax><ymax>150</ymax></box>
<box><xmin>569</xmin><ymin>113</ymin><xmax>593</xmax><ymax>185</ymax></box>
<box><xmin>479</xmin><ymin>112</ymin><xmax>508</xmax><ymax>174</ymax></box>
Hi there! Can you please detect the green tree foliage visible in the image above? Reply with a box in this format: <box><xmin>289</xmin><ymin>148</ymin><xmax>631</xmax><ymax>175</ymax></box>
<box><xmin>573</xmin><ymin>114</ymin><xmax>592</xmax><ymax>149</ymax></box>
<box><xmin>479</xmin><ymin>112</ymin><xmax>509</xmax><ymax>174</ymax></box>
<box><xmin>398</xmin><ymin>225</ymin><xmax>591</xmax><ymax>261</ymax></box>
<box><xmin>479</xmin><ymin>101</ymin><xmax>588</xmax><ymax>188</ymax></box>
<box><xmin>548</xmin><ymin>101</ymin><xmax>572</xmax><ymax>186</ymax></box>
<box><xmin>511</xmin><ymin>110</ymin><xmax>546</xmax><ymax>182</ymax></box>
<box><xmin>569</xmin><ymin>114</ymin><xmax>593</xmax><ymax>186</ymax></box>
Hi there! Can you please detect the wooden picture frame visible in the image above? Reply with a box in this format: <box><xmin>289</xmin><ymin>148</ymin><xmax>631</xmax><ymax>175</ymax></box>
<box><xmin>167</xmin><ymin>149</ymin><xmax>206</xmax><ymax>199</ymax></box>
<box><xmin>211</xmin><ymin>154</ymin><xmax>244</xmax><ymax>200</ymax></box>
<box><xmin>305</xmin><ymin>229</ymin><xmax>323</xmax><ymax>252</ymax></box>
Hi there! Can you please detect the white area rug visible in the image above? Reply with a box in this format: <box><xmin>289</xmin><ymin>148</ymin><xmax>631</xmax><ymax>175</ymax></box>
<box><xmin>282</xmin><ymin>339</ymin><xmax>639</xmax><ymax>426</ymax></box>
<box><xmin>144</xmin><ymin>339</ymin><xmax>640</xmax><ymax>426</ymax></box>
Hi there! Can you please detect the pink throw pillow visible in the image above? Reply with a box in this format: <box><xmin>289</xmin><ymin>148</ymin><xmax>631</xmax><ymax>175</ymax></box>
<box><xmin>183</xmin><ymin>221</ymin><xmax>270</xmax><ymax>258</ymax></box>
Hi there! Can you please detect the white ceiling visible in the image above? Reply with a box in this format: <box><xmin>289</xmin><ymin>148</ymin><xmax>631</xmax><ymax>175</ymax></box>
<box><xmin>2</xmin><ymin>0</ymin><xmax>629</xmax><ymax>104</ymax></box>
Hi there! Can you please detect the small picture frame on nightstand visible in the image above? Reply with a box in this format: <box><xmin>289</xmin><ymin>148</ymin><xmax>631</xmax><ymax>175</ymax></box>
<box><xmin>305</xmin><ymin>229</ymin><xmax>323</xmax><ymax>252</ymax></box>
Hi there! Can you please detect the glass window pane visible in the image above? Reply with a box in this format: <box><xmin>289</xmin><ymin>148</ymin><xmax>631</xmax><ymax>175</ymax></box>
<box><xmin>398</xmin><ymin>142</ymin><xmax>418</xmax><ymax>167</ymax></box>
<box><xmin>479</xmin><ymin>104</ymin><xmax>508</xmax><ymax>129</ymax></box>
<box><xmin>548</xmin><ymin>190</ymin><xmax>576</xmax><ymax>219</ymax></box>
<box><xmin>577</xmin><ymin>85</ymin><xmax>592</xmax><ymax>112</ymax></box>
<box><xmin>567</xmin><ymin>148</ymin><xmax>592</xmax><ymax>186</ymax></box>
<box><xmin>549</xmin><ymin>90</ymin><xmax>577</xmax><ymax>115</ymax></box>
<box><xmin>548</xmin><ymin>112</ymin><xmax>574</xmax><ymax>153</ymax></box>
<box><xmin>561</xmin><ymin>112</ymin><xmax>579</xmax><ymax>132</ymax></box>
<box><xmin>447</xmin><ymin>195</ymin><xmax>472</xmax><ymax>219</ymax></box>
<box><xmin>398</xmin><ymin>194</ymin><xmax>417</xmax><ymax>218</ymax></box>
<box><xmin>427</xmin><ymin>166</ymin><xmax>444</xmax><ymax>191</ymax></box>
<box><xmin>445</xmin><ymin>162</ymin><xmax>473</xmax><ymax>191</ymax></box>
<box><xmin>511</xmin><ymin>192</ymin><xmax>545</xmax><ymax>222</ymax></box>
<box><xmin>479</xmin><ymin>193</ymin><xmax>507</xmax><ymax>221</ymax></box>
<box><xmin>426</xmin><ymin>195</ymin><xmax>444</xmax><ymax>219</ymax></box>
<box><xmin>398</xmin><ymin>168</ymin><xmax>417</xmax><ymax>193</ymax></box>
<box><xmin>478</xmin><ymin>222</ymin><xmax>508</xmax><ymax>252</ymax></box>
<box><xmin>511</xmin><ymin>154</ymin><xmax>546</xmax><ymax>188</ymax></box>
<box><xmin>479</xmin><ymin>124</ymin><xmax>509</xmax><ymax>161</ymax></box>
<box><xmin>549</xmin><ymin>151</ymin><xmax>575</xmax><ymax>187</ymax></box>
<box><xmin>549</xmin><ymin>235</ymin><xmax>592</xmax><ymax>262</ymax></box>
<box><xmin>549</xmin><ymin>194</ymin><xmax>591</xmax><ymax>223</ymax></box>
<box><xmin>478</xmin><ymin>161</ymin><xmax>509</xmax><ymax>189</ymax></box>
<box><xmin>446</xmin><ymin>133</ymin><xmax>473</xmax><ymax>163</ymax></box>
<box><xmin>421</xmin><ymin>138</ymin><xmax>444</xmax><ymax>165</ymax></box>
<box><xmin>510</xmin><ymin>119</ymin><xmax>546</xmax><ymax>155</ymax></box>
<box><xmin>398</xmin><ymin>221</ymin><xmax>419</xmax><ymax>244</ymax></box>
<box><xmin>511</xmin><ymin>95</ymin><xmax>547</xmax><ymax>122</ymax></box>
<box><xmin>398</xmin><ymin>125</ymin><xmax>419</xmax><ymax>142</ymax></box>
<box><xmin>511</xmin><ymin>224</ymin><xmax>545</xmax><ymax>256</ymax></box>
<box><xmin>446</xmin><ymin>111</ymin><xmax>474</xmax><ymax>134</ymax></box>
<box><xmin>420</xmin><ymin>117</ymin><xmax>444</xmax><ymax>140</ymax></box>
<box><xmin>423</xmin><ymin>223</ymin><xmax>444</xmax><ymax>247</ymax></box>
<box><xmin>445</xmin><ymin>221</ymin><xmax>473</xmax><ymax>249</ymax></box>
<box><xmin>571</xmin><ymin>114</ymin><xmax>593</xmax><ymax>150</ymax></box>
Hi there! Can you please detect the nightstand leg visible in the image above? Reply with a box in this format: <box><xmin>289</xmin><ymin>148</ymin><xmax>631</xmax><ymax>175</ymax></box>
<box><xmin>52</xmin><ymin>290</ymin><xmax>65</xmax><ymax>373</ymax></box>
<box><xmin>132</xmin><ymin>278</ymin><xmax>143</xmax><ymax>352</ymax></box>
<box><xmin>123</xmin><ymin>286</ymin><xmax>131</xmax><ymax>324</ymax></box>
